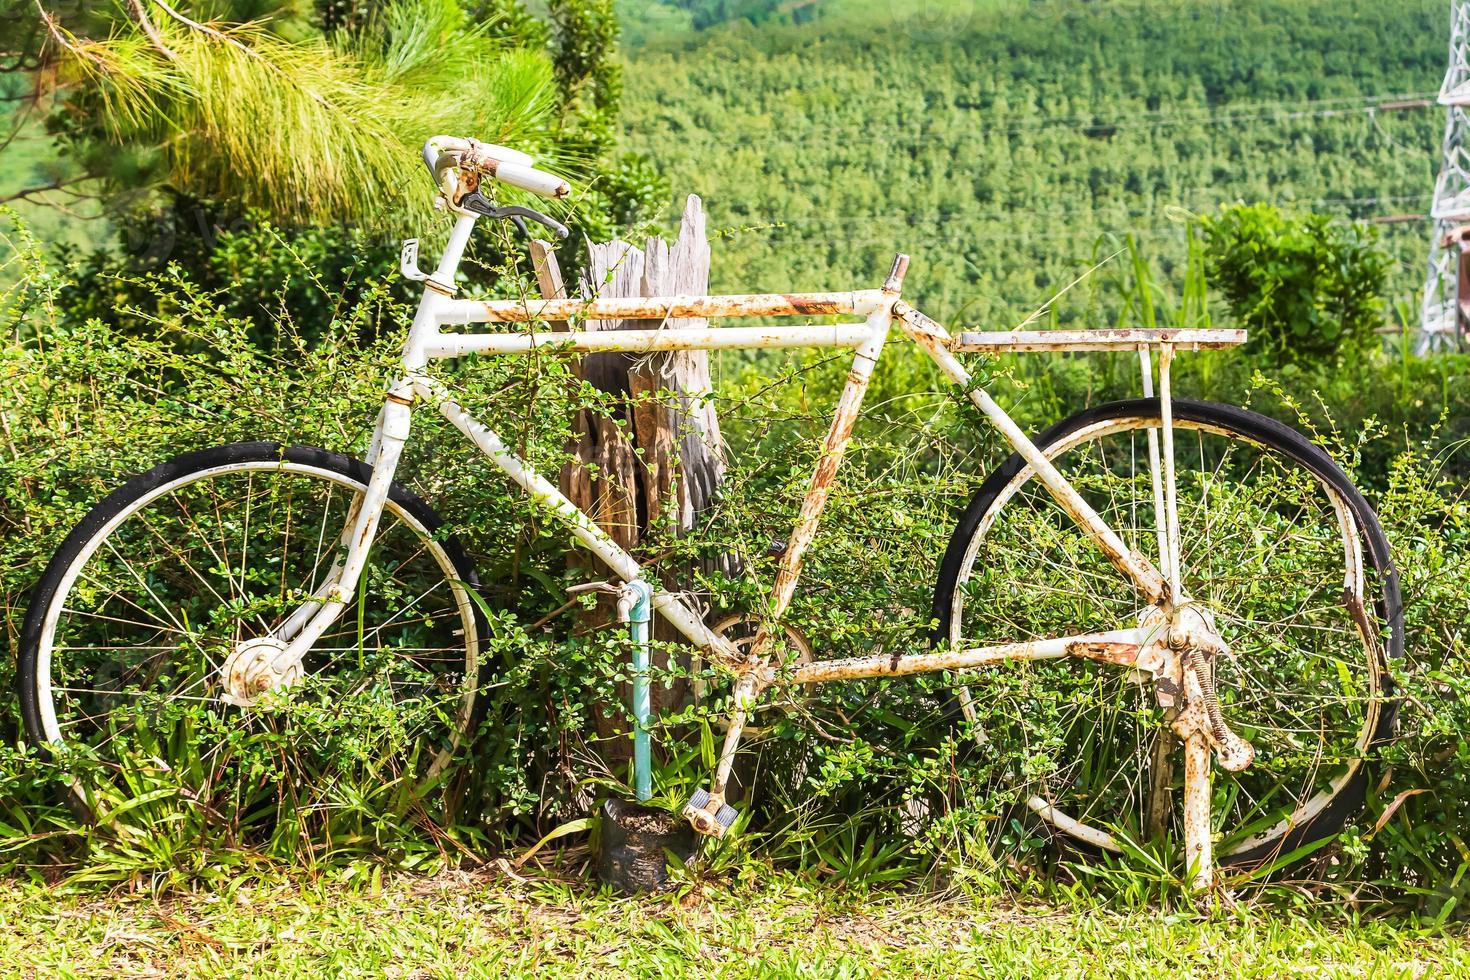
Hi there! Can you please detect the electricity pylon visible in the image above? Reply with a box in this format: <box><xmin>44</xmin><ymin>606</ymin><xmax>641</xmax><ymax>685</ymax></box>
<box><xmin>1420</xmin><ymin>0</ymin><xmax>1470</xmax><ymax>353</ymax></box>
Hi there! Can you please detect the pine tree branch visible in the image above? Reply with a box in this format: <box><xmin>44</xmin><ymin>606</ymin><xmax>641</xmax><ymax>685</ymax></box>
<box><xmin>151</xmin><ymin>0</ymin><xmax>259</xmax><ymax>60</ymax></box>
<box><xmin>125</xmin><ymin>0</ymin><xmax>179</xmax><ymax>62</ymax></box>
<box><xmin>19</xmin><ymin>1</ymin><xmax>566</xmax><ymax>229</ymax></box>
<box><xmin>151</xmin><ymin>0</ymin><xmax>335</xmax><ymax>111</ymax></box>
<box><xmin>31</xmin><ymin>1</ymin><xmax>104</xmax><ymax>68</ymax></box>
<box><xmin>32</xmin><ymin>0</ymin><xmax>177</xmax><ymax>65</ymax></box>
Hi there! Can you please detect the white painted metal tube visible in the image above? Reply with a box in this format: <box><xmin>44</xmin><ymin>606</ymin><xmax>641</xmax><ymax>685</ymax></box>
<box><xmin>792</xmin><ymin>628</ymin><xmax>1145</xmax><ymax>684</ymax></box>
<box><xmin>273</xmin><ymin>398</ymin><xmax>414</xmax><ymax>669</ymax></box>
<box><xmin>897</xmin><ymin>305</ymin><xmax>1169</xmax><ymax>603</ymax></box>
<box><xmin>425</xmin><ymin>324</ymin><xmax>872</xmax><ymax>358</ymax></box>
<box><xmin>650</xmin><ymin>592</ymin><xmax>743</xmax><ymax>669</ymax></box>
<box><xmin>710</xmin><ymin>672</ymin><xmax>759</xmax><ymax>799</ymax></box>
<box><xmin>1026</xmin><ymin>796</ymin><xmax>1123</xmax><ymax>852</ymax></box>
<box><xmin>1137</xmin><ymin>345</ymin><xmax>1173</xmax><ymax>598</ymax></box>
<box><xmin>759</xmin><ymin>305</ymin><xmax>894</xmax><ymax>633</ymax></box>
<box><xmin>951</xmin><ymin>328</ymin><xmax>1246</xmax><ymax>351</ymax></box>
<box><xmin>1184</xmin><ymin>731</ymin><xmax>1215</xmax><ymax>891</ymax></box>
<box><xmin>1158</xmin><ymin>345</ymin><xmax>1184</xmax><ymax>598</ymax></box>
<box><xmin>493</xmin><ymin>160</ymin><xmax>571</xmax><ymax>199</ymax></box>
<box><xmin>273</xmin><ymin>376</ymin><xmax>424</xmax><ymax>646</ymax></box>
<box><xmin>434</xmin><ymin>216</ymin><xmax>478</xmax><ymax>285</ymax></box>
<box><xmin>436</xmin><ymin>290</ymin><xmax>886</xmax><ymax>326</ymax></box>
<box><xmin>408</xmin><ymin>376</ymin><xmax>743</xmax><ymax>667</ymax></box>
<box><xmin>435</xmin><ymin>394</ymin><xmax>641</xmax><ymax>581</ymax></box>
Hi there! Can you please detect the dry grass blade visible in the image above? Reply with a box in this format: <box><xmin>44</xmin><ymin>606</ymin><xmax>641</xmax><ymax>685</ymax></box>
<box><xmin>1011</xmin><ymin>246</ymin><xmax>1125</xmax><ymax>331</ymax></box>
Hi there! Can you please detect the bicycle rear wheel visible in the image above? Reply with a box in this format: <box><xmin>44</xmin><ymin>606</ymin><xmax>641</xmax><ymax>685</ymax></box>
<box><xmin>17</xmin><ymin>442</ymin><xmax>485</xmax><ymax>820</ymax></box>
<box><xmin>932</xmin><ymin>400</ymin><xmax>1401</xmax><ymax>869</ymax></box>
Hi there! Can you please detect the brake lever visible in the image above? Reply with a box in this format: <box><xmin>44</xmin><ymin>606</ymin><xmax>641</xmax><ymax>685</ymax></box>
<box><xmin>459</xmin><ymin>190</ymin><xmax>570</xmax><ymax>239</ymax></box>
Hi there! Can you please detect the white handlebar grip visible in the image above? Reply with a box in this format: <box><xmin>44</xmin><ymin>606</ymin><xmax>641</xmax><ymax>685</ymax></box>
<box><xmin>477</xmin><ymin>141</ymin><xmax>535</xmax><ymax>168</ymax></box>
<box><xmin>493</xmin><ymin>161</ymin><xmax>570</xmax><ymax>199</ymax></box>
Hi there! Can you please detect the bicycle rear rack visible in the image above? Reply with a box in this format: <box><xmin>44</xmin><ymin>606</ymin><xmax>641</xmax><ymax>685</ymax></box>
<box><xmin>947</xmin><ymin>327</ymin><xmax>1245</xmax><ymax>352</ymax></box>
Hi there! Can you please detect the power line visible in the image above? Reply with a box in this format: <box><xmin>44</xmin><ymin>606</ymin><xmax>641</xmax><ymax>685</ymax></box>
<box><xmin>710</xmin><ymin>196</ymin><xmax>1436</xmax><ymax>249</ymax></box>
<box><xmin>734</xmin><ymin>221</ymin><xmax>1431</xmax><ymax>250</ymax></box>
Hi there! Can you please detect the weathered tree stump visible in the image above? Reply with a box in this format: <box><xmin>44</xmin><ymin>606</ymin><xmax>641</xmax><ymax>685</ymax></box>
<box><xmin>530</xmin><ymin>195</ymin><xmax>729</xmax><ymax>760</ymax></box>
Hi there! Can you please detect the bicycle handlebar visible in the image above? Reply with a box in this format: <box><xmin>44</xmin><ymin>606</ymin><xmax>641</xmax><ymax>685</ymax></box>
<box><xmin>421</xmin><ymin>135</ymin><xmax>570</xmax><ymax>205</ymax></box>
<box><xmin>493</xmin><ymin>159</ymin><xmax>571</xmax><ymax>199</ymax></box>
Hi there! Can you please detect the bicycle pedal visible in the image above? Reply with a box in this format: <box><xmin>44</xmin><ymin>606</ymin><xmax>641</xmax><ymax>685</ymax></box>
<box><xmin>684</xmin><ymin>788</ymin><xmax>739</xmax><ymax>836</ymax></box>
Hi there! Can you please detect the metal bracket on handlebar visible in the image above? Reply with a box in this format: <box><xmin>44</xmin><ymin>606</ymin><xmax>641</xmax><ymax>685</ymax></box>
<box><xmin>458</xmin><ymin>190</ymin><xmax>570</xmax><ymax>240</ymax></box>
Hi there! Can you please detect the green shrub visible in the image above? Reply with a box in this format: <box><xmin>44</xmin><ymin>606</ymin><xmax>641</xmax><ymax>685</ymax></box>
<box><xmin>0</xmin><ymin>218</ymin><xmax>606</xmax><ymax>883</ymax></box>
<box><xmin>1200</xmin><ymin>203</ymin><xmax>1391</xmax><ymax>365</ymax></box>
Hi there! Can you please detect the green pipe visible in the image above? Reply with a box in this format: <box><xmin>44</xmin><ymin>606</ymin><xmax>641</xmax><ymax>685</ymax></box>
<box><xmin>626</xmin><ymin>579</ymin><xmax>653</xmax><ymax>802</ymax></box>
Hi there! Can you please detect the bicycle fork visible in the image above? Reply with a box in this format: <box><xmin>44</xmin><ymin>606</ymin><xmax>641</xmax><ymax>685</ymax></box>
<box><xmin>221</xmin><ymin>380</ymin><xmax>418</xmax><ymax>705</ymax></box>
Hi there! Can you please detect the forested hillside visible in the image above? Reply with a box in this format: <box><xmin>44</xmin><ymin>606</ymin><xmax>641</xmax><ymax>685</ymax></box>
<box><xmin>619</xmin><ymin>0</ymin><xmax>1445</xmax><ymax>327</ymax></box>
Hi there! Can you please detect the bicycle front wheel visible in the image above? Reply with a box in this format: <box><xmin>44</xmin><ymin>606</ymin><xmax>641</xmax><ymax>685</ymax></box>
<box><xmin>17</xmin><ymin>442</ymin><xmax>485</xmax><ymax>819</ymax></box>
<box><xmin>932</xmin><ymin>399</ymin><xmax>1401</xmax><ymax>870</ymax></box>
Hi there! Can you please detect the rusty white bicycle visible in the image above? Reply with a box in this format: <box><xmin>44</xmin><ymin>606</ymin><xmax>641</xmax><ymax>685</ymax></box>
<box><xmin>18</xmin><ymin>135</ymin><xmax>1402</xmax><ymax>889</ymax></box>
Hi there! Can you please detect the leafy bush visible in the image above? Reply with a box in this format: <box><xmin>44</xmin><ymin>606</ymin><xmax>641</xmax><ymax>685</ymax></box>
<box><xmin>52</xmin><ymin>202</ymin><xmax>412</xmax><ymax>349</ymax></box>
<box><xmin>0</xmin><ymin>218</ymin><xmax>603</xmax><ymax>883</ymax></box>
<box><xmin>1353</xmin><ymin>446</ymin><xmax>1470</xmax><ymax>922</ymax></box>
<box><xmin>1200</xmin><ymin>203</ymin><xmax>1391</xmax><ymax>365</ymax></box>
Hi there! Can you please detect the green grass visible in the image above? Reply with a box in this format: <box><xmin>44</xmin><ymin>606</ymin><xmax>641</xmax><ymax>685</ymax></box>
<box><xmin>3</xmin><ymin>869</ymin><xmax>1468</xmax><ymax>977</ymax></box>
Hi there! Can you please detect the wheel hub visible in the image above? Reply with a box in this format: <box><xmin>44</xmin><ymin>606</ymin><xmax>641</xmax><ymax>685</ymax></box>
<box><xmin>219</xmin><ymin>636</ymin><xmax>301</xmax><ymax>708</ymax></box>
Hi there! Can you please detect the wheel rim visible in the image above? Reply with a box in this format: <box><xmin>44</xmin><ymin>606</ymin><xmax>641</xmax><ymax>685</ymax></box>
<box><xmin>33</xmin><ymin>459</ymin><xmax>480</xmax><ymax>808</ymax></box>
<box><xmin>946</xmin><ymin>415</ymin><xmax>1387</xmax><ymax>863</ymax></box>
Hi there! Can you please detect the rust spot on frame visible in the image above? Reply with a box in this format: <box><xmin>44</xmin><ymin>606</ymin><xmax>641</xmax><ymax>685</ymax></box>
<box><xmin>1066</xmin><ymin>641</ymin><xmax>1142</xmax><ymax>666</ymax></box>
<box><xmin>782</xmin><ymin>294</ymin><xmax>847</xmax><ymax>315</ymax></box>
<box><xmin>477</xmin><ymin>292</ymin><xmax>862</xmax><ymax>324</ymax></box>
<box><xmin>949</xmin><ymin>328</ymin><xmax>1247</xmax><ymax>352</ymax></box>
<box><xmin>1343</xmin><ymin>585</ymin><xmax>1377</xmax><ymax>644</ymax></box>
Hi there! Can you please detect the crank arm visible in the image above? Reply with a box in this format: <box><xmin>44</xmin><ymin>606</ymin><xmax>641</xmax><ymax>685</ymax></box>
<box><xmin>684</xmin><ymin>669</ymin><xmax>769</xmax><ymax>837</ymax></box>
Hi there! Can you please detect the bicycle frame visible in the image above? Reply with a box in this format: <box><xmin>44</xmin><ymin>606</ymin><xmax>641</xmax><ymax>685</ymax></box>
<box><xmin>269</xmin><ymin>212</ymin><xmax>1246</xmax><ymax>886</ymax></box>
